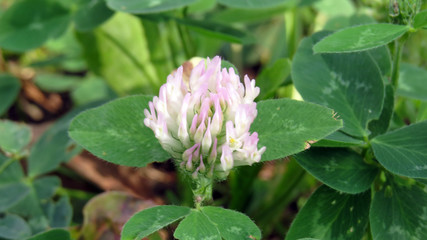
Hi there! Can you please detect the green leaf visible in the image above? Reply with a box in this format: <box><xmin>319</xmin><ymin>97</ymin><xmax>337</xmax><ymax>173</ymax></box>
<box><xmin>397</xmin><ymin>63</ymin><xmax>427</xmax><ymax>101</ymax></box>
<box><xmin>7</xmin><ymin>189</ymin><xmax>49</xmax><ymax>233</ymax></box>
<box><xmin>26</xmin><ymin>229</ymin><xmax>71</xmax><ymax>240</ymax></box>
<box><xmin>313</xmin><ymin>24</ymin><xmax>409</xmax><ymax>53</ymax></box>
<box><xmin>69</xmin><ymin>95</ymin><xmax>170</xmax><ymax>167</ymax></box>
<box><xmin>106</xmin><ymin>0</ymin><xmax>199</xmax><ymax>14</ymax></box>
<box><xmin>174</xmin><ymin>18</ymin><xmax>255</xmax><ymax>44</ymax></box>
<box><xmin>201</xmin><ymin>206</ymin><xmax>261</xmax><ymax>240</ymax></box>
<box><xmin>71</xmin><ymin>76</ymin><xmax>116</xmax><ymax>106</ymax></box>
<box><xmin>217</xmin><ymin>0</ymin><xmax>291</xmax><ymax>9</ymax></box>
<box><xmin>0</xmin><ymin>74</ymin><xmax>20</xmax><ymax>116</ymax></box>
<box><xmin>207</xmin><ymin>6</ymin><xmax>289</xmax><ymax>24</ymax></box>
<box><xmin>323</xmin><ymin>14</ymin><xmax>376</xmax><ymax>31</ymax></box>
<box><xmin>368</xmin><ymin>84</ymin><xmax>394</xmax><ymax>138</ymax></box>
<box><xmin>0</xmin><ymin>214</ymin><xmax>31</xmax><ymax>240</ymax></box>
<box><xmin>74</xmin><ymin>0</ymin><xmax>114</xmax><ymax>32</ymax></box>
<box><xmin>292</xmin><ymin>32</ymin><xmax>384</xmax><ymax>137</ymax></box>
<box><xmin>34</xmin><ymin>74</ymin><xmax>81</xmax><ymax>92</ymax></box>
<box><xmin>285</xmin><ymin>185</ymin><xmax>370</xmax><ymax>240</ymax></box>
<box><xmin>174</xmin><ymin>209</ymin><xmax>221</xmax><ymax>240</ymax></box>
<box><xmin>371</xmin><ymin>121</ymin><xmax>427</xmax><ymax>178</ymax></box>
<box><xmin>28</xmin><ymin>102</ymin><xmax>104</xmax><ymax>177</ymax></box>
<box><xmin>76</xmin><ymin>12</ymin><xmax>160</xmax><ymax>95</ymax></box>
<box><xmin>312</xmin><ymin>131</ymin><xmax>364</xmax><ymax>147</ymax></box>
<box><xmin>251</xmin><ymin>98</ymin><xmax>342</xmax><ymax>162</ymax></box>
<box><xmin>0</xmin><ymin>120</ymin><xmax>32</xmax><ymax>155</ymax></box>
<box><xmin>0</xmin><ymin>182</ymin><xmax>31</xmax><ymax>212</ymax></box>
<box><xmin>314</xmin><ymin>0</ymin><xmax>355</xmax><ymax>18</ymax></box>
<box><xmin>221</xmin><ymin>60</ymin><xmax>239</xmax><ymax>76</ymax></box>
<box><xmin>368</xmin><ymin>46</ymin><xmax>392</xmax><ymax>77</ymax></box>
<box><xmin>0</xmin><ymin>154</ymin><xmax>24</xmax><ymax>183</ymax></box>
<box><xmin>256</xmin><ymin>58</ymin><xmax>291</xmax><ymax>100</ymax></box>
<box><xmin>295</xmin><ymin>148</ymin><xmax>378</xmax><ymax>194</ymax></box>
<box><xmin>121</xmin><ymin>205</ymin><xmax>191</xmax><ymax>240</ymax></box>
<box><xmin>416</xmin><ymin>101</ymin><xmax>427</xmax><ymax>123</ymax></box>
<box><xmin>0</xmin><ymin>0</ymin><xmax>71</xmax><ymax>52</ymax></box>
<box><xmin>47</xmin><ymin>195</ymin><xmax>72</xmax><ymax>228</ymax></box>
<box><xmin>33</xmin><ymin>176</ymin><xmax>60</xmax><ymax>200</ymax></box>
<box><xmin>414</xmin><ymin>10</ymin><xmax>427</xmax><ymax>29</ymax></box>
<box><xmin>370</xmin><ymin>178</ymin><xmax>427</xmax><ymax>240</ymax></box>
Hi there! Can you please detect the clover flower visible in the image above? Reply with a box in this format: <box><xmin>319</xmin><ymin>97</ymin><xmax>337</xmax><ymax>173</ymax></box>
<box><xmin>144</xmin><ymin>56</ymin><xmax>266</xmax><ymax>178</ymax></box>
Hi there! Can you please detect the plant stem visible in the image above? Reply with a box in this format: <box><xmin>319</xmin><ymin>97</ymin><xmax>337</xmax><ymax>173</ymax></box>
<box><xmin>390</xmin><ymin>33</ymin><xmax>408</xmax><ymax>90</ymax></box>
<box><xmin>391</xmin><ymin>40</ymin><xmax>403</xmax><ymax>89</ymax></box>
<box><xmin>177</xmin><ymin>24</ymin><xmax>193</xmax><ymax>60</ymax></box>
<box><xmin>284</xmin><ymin>7</ymin><xmax>299</xmax><ymax>58</ymax></box>
<box><xmin>192</xmin><ymin>175</ymin><xmax>213</xmax><ymax>209</ymax></box>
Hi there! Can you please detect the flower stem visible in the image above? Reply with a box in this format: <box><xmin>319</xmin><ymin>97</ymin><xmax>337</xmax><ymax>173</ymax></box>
<box><xmin>192</xmin><ymin>175</ymin><xmax>213</xmax><ymax>209</ymax></box>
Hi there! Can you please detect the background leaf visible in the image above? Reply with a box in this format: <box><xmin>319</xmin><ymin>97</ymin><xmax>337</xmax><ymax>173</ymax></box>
<box><xmin>174</xmin><ymin>18</ymin><xmax>255</xmax><ymax>44</ymax></box>
<box><xmin>74</xmin><ymin>0</ymin><xmax>114</xmax><ymax>32</ymax></box>
<box><xmin>0</xmin><ymin>182</ymin><xmax>30</xmax><ymax>212</ymax></box>
<box><xmin>0</xmin><ymin>0</ymin><xmax>70</xmax><ymax>52</ymax></box>
<box><xmin>217</xmin><ymin>0</ymin><xmax>291</xmax><ymax>9</ymax></box>
<box><xmin>0</xmin><ymin>153</ymin><xmax>24</xmax><ymax>183</ymax></box>
<box><xmin>414</xmin><ymin>10</ymin><xmax>427</xmax><ymax>29</ymax></box>
<box><xmin>0</xmin><ymin>120</ymin><xmax>32</xmax><ymax>155</ymax></box>
<box><xmin>256</xmin><ymin>58</ymin><xmax>291</xmax><ymax>100</ymax></box>
<box><xmin>201</xmin><ymin>206</ymin><xmax>262</xmax><ymax>240</ymax></box>
<box><xmin>76</xmin><ymin>12</ymin><xmax>161</xmax><ymax>96</ymax></box>
<box><xmin>370</xmin><ymin>178</ymin><xmax>427</xmax><ymax>240</ymax></box>
<box><xmin>46</xmin><ymin>195</ymin><xmax>72</xmax><ymax>228</ymax></box>
<box><xmin>292</xmin><ymin>31</ymin><xmax>384</xmax><ymax>137</ymax></box>
<box><xmin>69</xmin><ymin>95</ymin><xmax>171</xmax><ymax>167</ymax></box>
<box><xmin>0</xmin><ymin>214</ymin><xmax>31</xmax><ymax>240</ymax></box>
<box><xmin>106</xmin><ymin>0</ymin><xmax>199</xmax><ymax>14</ymax></box>
<box><xmin>82</xmin><ymin>191</ymin><xmax>155</xmax><ymax>240</ymax></box>
<box><xmin>34</xmin><ymin>74</ymin><xmax>81</xmax><ymax>93</ymax></box>
<box><xmin>285</xmin><ymin>185</ymin><xmax>370</xmax><ymax>240</ymax></box>
<box><xmin>33</xmin><ymin>176</ymin><xmax>60</xmax><ymax>200</ymax></box>
<box><xmin>174</xmin><ymin>209</ymin><xmax>221</xmax><ymax>240</ymax></box>
<box><xmin>0</xmin><ymin>74</ymin><xmax>20</xmax><ymax>116</ymax></box>
<box><xmin>371</xmin><ymin>121</ymin><xmax>427</xmax><ymax>178</ymax></box>
<box><xmin>295</xmin><ymin>148</ymin><xmax>378</xmax><ymax>193</ymax></box>
<box><xmin>313</xmin><ymin>24</ymin><xmax>409</xmax><ymax>53</ymax></box>
<box><xmin>121</xmin><ymin>205</ymin><xmax>191</xmax><ymax>240</ymax></box>
<box><xmin>28</xmin><ymin>102</ymin><xmax>104</xmax><ymax>177</ymax></box>
<box><xmin>251</xmin><ymin>98</ymin><xmax>342</xmax><ymax>162</ymax></box>
<box><xmin>26</xmin><ymin>229</ymin><xmax>71</xmax><ymax>240</ymax></box>
<box><xmin>397</xmin><ymin>63</ymin><xmax>427</xmax><ymax>101</ymax></box>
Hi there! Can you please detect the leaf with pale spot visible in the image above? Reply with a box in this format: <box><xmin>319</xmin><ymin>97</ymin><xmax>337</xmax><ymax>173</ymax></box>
<box><xmin>313</xmin><ymin>24</ymin><xmax>409</xmax><ymax>53</ymax></box>
<box><xmin>201</xmin><ymin>206</ymin><xmax>261</xmax><ymax>240</ymax></box>
<box><xmin>292</xmin><ymin>31</ymin><xmax>384</xmax><ymax>137</ymax></box>
<box><xmin>370</xmin><ymin>177</ymin><xmax>427</xmax><ymax>240</ymax></box>
<box><xmin>286</xmin><ymin>185</ymin><xmax>370</xmax><ymax>240</ymax></box>
<box><xmin>251</xmin><ymin>98</ymin><xmax>343</xmax><ymax>162</ymax></box>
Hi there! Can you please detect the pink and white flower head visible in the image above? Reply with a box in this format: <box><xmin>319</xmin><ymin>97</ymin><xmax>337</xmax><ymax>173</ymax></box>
<box><xmin>144</xmin><ymin>56</ymin><xmax>266</xmax><ymax>178</ymax></box>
